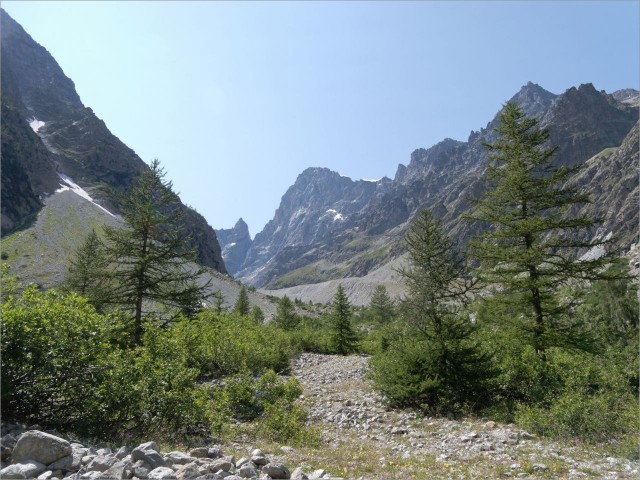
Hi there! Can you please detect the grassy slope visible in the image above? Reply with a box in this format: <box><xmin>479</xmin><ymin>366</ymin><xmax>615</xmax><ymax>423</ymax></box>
<box><xmin>1</xmin><ymin>190</ymin><xmax>277</xmax><ymax>316</ymax></box>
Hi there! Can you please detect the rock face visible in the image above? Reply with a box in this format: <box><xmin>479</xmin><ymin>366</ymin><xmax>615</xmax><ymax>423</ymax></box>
<box><xmin>235</xmin><ymin>168</ymin><xmax>391</xmax><ymax>287</ymax></box>
<box><xmin>0</xmin><ymin>9</ymin><xmax>226</xmax><ymax>274</ymax></box>
<box><xmin>216</xmin><ymin>218</ymin><xmax>253</xmax><ymax>277</ymax></box>
<box><xmin>238</xmin><ymin>83</ymin><xmax>638</xmax><ymax>288</ymax></box>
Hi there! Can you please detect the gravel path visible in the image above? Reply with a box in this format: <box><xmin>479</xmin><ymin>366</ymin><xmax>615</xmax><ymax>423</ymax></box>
<box><xmin>290</xmin><ymin>353</ymin><xmax>639</xmax><ymax>479</ymax></box>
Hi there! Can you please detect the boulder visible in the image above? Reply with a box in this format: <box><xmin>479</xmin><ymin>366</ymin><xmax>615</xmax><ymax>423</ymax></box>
<box><xmin>131</xmin><ymin>443</ymin><xmax>166</xmax><ymax>470</ymax></box>
<box><xmin>12</xmin><ymin>431</ymin><xmax>72</xmax><ymax>465</ymax></box>
<box><xmin>236</xmin><ymin>462</ymin><xmax>257</xmax><ymax>478</ymax></box>
<box><xmin>290</xmin><ymin>467</ymin><xmax>308</xmax><ymax>480</ymax></box>
<box><xmin>175</xmin><ymin>463</ymin><xmax>201</xmax><ymax>480</ymax></box>
<box><xmin>148</xmin><ymin>467</ymin><xmax>178</xmax><ymax>480</ymax></box>
<box><xmin>261</xmin><ymin>463</ymin><xmax>290</xmax><ymax>479</ymax></box>
<box><xmin>47</xmin><ymin>454</ymin><xmax>73</xmax><ymax>472</ymax></box>
<box><xmin>0</xmin><ymin>460</ymin><xmax>47</xmax><ymax>479</ymax></box>
<box><xmin>166</xmin><ymin>452</ymin><xmax>196</xmax><ymax>466</ymax></box>
<box><xmin>86</xmin><ymin>455</ymin><xmax>118</xmax><ymax>472</ymax></box>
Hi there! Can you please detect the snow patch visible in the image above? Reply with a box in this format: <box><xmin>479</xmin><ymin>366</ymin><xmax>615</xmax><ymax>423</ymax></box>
<box><xmin>56</xmin><ymin>174</ymin><xmax>115</xmax><ymax>217</ymax></box>
<box><xmin>325</xmin><ymin>209</ymin><xmax>344</xmax><ymax>221</ymax></box>
<box><xmin>362</xmin><ymin>178</ymin><xmax>382</xmax><ymax>182</ymax></box>
<box><xmin>29</xmin><ymin>118</ymin><xmax>45</xmax><ymax>133</ymax></box>
<box><xmin>228</xmin><ymin>242</ymin><xmax>236</xmax><ymax>247</ymax></box>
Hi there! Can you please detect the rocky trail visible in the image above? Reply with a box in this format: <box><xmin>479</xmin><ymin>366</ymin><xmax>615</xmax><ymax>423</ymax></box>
<box><xmin>281</xmin><ymin>353</ymin><xmax>639</xmax><ymax>479</ymax></box>
<box><xmin>1</xmin><ymin>354</ymin><xmax>637</xmax><ymax>480</ymax></box>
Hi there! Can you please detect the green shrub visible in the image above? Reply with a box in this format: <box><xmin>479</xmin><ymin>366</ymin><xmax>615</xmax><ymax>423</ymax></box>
<box><xmin>0</xmin><ymin>286</ymin><xmax>117</xmax><ymax>434</ymax></box>
<box><xmin>174</xmin><ymin>311</ymin><xmax>292</xmax><ymax>378</ymax></box>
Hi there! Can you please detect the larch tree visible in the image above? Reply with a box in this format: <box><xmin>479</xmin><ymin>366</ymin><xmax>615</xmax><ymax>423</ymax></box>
<box><xmin>103</xmin><ymin>159</ymin><xmax>210</xmax><ymax>346</ymax></box>
<box><xmin>330</xmin><ymin>285</ymin><xmax>358</xmax><ymax>355</ymax></box>
<box><xmin>233</xmin><ymin>286</ymin><xmax>251</xmax><ymax>316</ymax></box>
<box><xmin>467</xmin><ymin>102</ymin><xmax>620</xmax><ymax>360</ymax></box>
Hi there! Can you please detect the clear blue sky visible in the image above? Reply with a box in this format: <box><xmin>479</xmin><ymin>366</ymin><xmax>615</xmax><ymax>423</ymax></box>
<box><xmin>3</xmin><ymin>1</ymin><xmax>638</xmax><ymax>237</ymax></box>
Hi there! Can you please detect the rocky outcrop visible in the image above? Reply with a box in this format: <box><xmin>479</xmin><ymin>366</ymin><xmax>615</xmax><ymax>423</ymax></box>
<box><xmin>216</xmin><ymin>219</ymin><xmax>253</xmax><ymax>277</ymax></box>
<box><xmin>0</xmin><ymin>428</ymin><xmax>341</xmax><ymax>480</ymax></box>
<box><xmin>0</xmin><ymin>9</ymin><xmax>226</xmax><ymax>273</ymax></box>
<box><xmin>235</xmin><ymin>168</ymin><xmax>391</xmax><ymax>286</ymax></box>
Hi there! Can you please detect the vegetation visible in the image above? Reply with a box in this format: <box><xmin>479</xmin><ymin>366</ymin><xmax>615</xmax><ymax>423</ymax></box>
<box><xmin>2</xmin><ymin>106</ymin><xmax>635</xmax><ymax>459</ymax></box>
<box><xmin>233</xmin><ymin>285</ymin><xmax>251</xmax><ymax>315</ymax></box>
<box><xmin>100</xmin><ymin>159</ymin><xmax>211</xmax><ymax>345</ymax></box>
<box><xmin>370</xmin><ymin>210</ymin><xmax>494</xmax><ymax>414</ymax></box>
<box><xmin>466</xmin><ymin>102</ymin><xmax>621</xmax><ymax>360</ymax></box>
<box><xmin>330</xmin><ymin>285</ymin><xmax>358</xmax><ymax>355</ymax></box>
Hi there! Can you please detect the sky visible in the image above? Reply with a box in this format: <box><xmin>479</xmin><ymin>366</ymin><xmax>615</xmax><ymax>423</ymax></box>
<box><xmin>3</xmin><ymin>1</ymin><xmax>639</xmax><ymax>237</ymax></box>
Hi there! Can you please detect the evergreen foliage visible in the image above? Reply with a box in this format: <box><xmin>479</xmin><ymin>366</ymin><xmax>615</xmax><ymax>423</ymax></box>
<box><xmin>370</xmin><ymin>210</ymin><xmax>493</xmax><ymax>414</ymax></box>
<box><xmin>330</xmin><ymin>285</ymin><xmax>358</xmax><ymax>355</ymax></box>
<box><xmin>467</xmin><ymin>102</ymin><xmax>622</xmax><ymax>360</ymax></box>
<box><xmin>64</xmin><ymin>228</ymin><xmax>112</xmax><ymax>310</ymax></box>
<box><xmin>101</xmin><ymin>160</ymin><xmax>210</xmax><ymax>345</ymax></box>
<box><xmin>233</xmin><ymin>285</ymin><xmax>251</xmax><ymax>315</ymax></box>
<box><xmin>273</xmin><ymin>295</ymin><xmax>299</xmax><ymax>331</ymax></box>
<box><xmin>368</xmin><ymin>285</ymin><xmax>396</xmax><ymax>325</ymax></box>
<box><xmin>251</xmin><ymin>304</ymin><xmax>265</xmax><ymax>324</ymax></box>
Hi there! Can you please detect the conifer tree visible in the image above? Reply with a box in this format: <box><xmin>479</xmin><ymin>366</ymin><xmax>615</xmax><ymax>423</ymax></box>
<box><xmin>233</xmin><ymin>286</ymin><xmax>251</xmax><ymax>315</ymax></box>
<box><xmin>103</xmin><ymin>159</ymin><xmax>210</xmax><ymax>345</ymax></box>
<box><xmin>251</xmin><ymin>305</ymin><xmax>265</xmax><ymax>324</ymax></box>
<box><xmin>368</xmin><ymin>285</ymin><xmax>396</xmax><ymax>325</ymax></box>
<box><xmin>369</xmin><ymin>209</ymin><xmax>491</xmax><ymax>413</ymax></box>
<box><xmin>273</xmin><ymin>295</ymin><xmax>299</xmax><ymax>331</ymax></box>
<box><xmin>65</xmin><ymin>228</ymin><xmax>111</xmax><ymax>310</ymax></box>
<box><xmin>330</xmin><ymin>285</ymin><xmax>358</xmax><ymax>355</ymax></box>
<box><xmin>467</xmin><ymin>102</ymin><xmax>619</xmax><ymax>360</ymax></box>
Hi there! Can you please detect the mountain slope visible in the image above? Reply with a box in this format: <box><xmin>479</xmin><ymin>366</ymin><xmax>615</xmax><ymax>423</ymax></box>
<box><xmin>0</xmin><ymin>9</ymin><xmax>226</xmax><ymax>273</ymax></box>
<box><xmin>239</xmin><ymin>83</ymin><xmax>638</xmax><ymax>289</ymax></box>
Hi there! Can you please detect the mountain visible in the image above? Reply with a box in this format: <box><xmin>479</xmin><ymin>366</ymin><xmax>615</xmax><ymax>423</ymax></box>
<box><xmin>240</xmin><ymin>82</ymin><xmax>638</xmax><ymax>290</ymax></box>
<box><xmin>233</xmin><ymin>167</ymin><xmax>392</xmax><ymax>287</ymax></box>
<box><xmin>0</xmin><ymin>9</ymin><xmax>226</xmax><ymax>273</ymax></box>
<box><xmin>216</xmin><ymin>218</ymin><xmax>253</xmax><ymax>277</ymax></box>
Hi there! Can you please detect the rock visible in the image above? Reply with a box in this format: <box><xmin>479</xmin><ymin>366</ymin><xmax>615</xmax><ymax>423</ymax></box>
<box><xmin>148</xmin><ymin>467</ymin><xmax>178</xmax><ymax>480</ymax></box>
<box><xmin>12</xmin><ymin>431</ymin><xmax>72</xmax><ymax>465</ymax></box>
<box><xmin>130</xmin><ymin>459</ymin><xmax>151</xmax><ymax>479</ymax></box>
<box><xmin>0</xmin><ymin>460</ymin><xmax>47</xmax><ymax>479</ymax></box>
<box><xmin>37</xmin><ymin>471</ymin><xmax>53</xmax><ymax>480</ymax></box>
<box><xmin>131</xmin><ymin>443</ymin><xmax>165</xmax><ymax>470</ymax></box>
<box><xmin>86</xmin><ymin>455</ymin><xmax>118</xmax><ymax>472</ymax></box>
<box><xmin>175</xmin><ymin>463</ymin><xmax>201</xmax><ymax>480</ymax></box>
<box><xmin>166</xmin><ymin>452</ymin><xmax>196</xmax><ymax>466</ymax></box>
<box><xmin>48</xmin><ymin>454</ymin><xmax>73</xmax><ymax>472</ymax></box>
<box><xmin>290</xmin><ymin>467</ymin><xmax>308</xmax><ymax>480</ymax></box>
<box><xmin>209</xmin><ymin>459</ymin><xmax>232</xmax><ymax>473</ymax></box>
<box><xmin>114</xmin><ymin>447</ymin><xmax>130</xmax><ymax>461</ymax></box>
<box><xmin>188</xmin><ymin>449</ymin><xmax>209</xmax><ymax>459</ymax></box>
<box><xmin>262</xmin><ymin>463</ymin><xmax>290</xmax><ymax>479</ymax></box>
<box><xmin>309</xmin><ymin>470</ymin><xmax>325</xmax><ymax>479</ymax></box>
<box><xmin>249</xmin><ymin>451</ymin><xmax>267</xmax><ymax>467</ymax></box>
<box><xmin>236</xmin><ymin>462</ymin><xmax>257</xmax><ymax>478</ymax></box>
<box><xmin>100</xmin><ymin>460</ymin><xmax>129</xmax><ymax>480</ymax></box>
<box><xmin>279</xmin><ymin>447</ymin><xmax>294</xmax><ymax>454</ymax></box>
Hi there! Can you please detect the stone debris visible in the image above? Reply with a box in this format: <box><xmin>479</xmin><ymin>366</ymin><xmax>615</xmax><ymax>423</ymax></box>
<box><xmin>0</xmin><ymin>427</ymin><xmax>341</xmax><ymax>480</ymax></box>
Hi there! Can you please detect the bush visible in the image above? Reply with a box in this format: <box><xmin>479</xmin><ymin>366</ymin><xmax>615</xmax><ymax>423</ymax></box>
<box><xmin>514</xmin><ymin>349</ymin><xmax>638</xmax><ymax>458</ymax></box>
<box><xmin>174</xmin><ymin>311</ymin><xmax>292</xmax><ymax>378</ymax></box>
<box><xmin>1</xmin><ymin>286</ymin><xmax>117</xmax><ymax>434</ymax></box>
<box><xmin>370</xmin><ymin>316</ymin><xmax>495</xmax><ymax>415</ymax></box>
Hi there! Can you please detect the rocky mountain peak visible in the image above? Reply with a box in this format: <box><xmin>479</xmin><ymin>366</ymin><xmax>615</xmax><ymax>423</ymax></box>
<box><xmin>216</xmin><ymin>218</ymin><xmax>253</xmax><ymax>277</ymax></box>
<box><xmin>505</xmin><ymin>82</ymin><xmax>558</xmax><ymax>119</ymax></box>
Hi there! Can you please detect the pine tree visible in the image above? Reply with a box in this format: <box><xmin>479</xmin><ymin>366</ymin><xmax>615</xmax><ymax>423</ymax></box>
<box><xmin>467</xmin><ymin>102</ymin><xmax>619</xmax><ymax>360</ymax></box>
<box><xmin>103</xmin><ymin>159</ymin><xmax>210</xmax><ymax>345</ymax></box>
<box><xmin>233</xmin><ymin>286</ymin><xmax>251</xmax><ymax>315</ymax></box>
<box><xmin>368</xmin><ymin>285</ymin><xmax>396</xmax><ymax>325</ymax></box>
<box><xmin>251</xmin><ymin>305</ymin><xmax>265</xmax><ymax>324</ymax></box>
<box><xmin>330</xmin><ymin>285</ymin><xmax>358</xmax><ymax>355</ymax></box>
<box><xmin>273</xmin><ymin>295</ymin><xmax>299</xmax><ymax>331</ymax></box>
<box><xmin>65</xmin><ymin>228</ymin><xmax>112</xmax><ymax>310</ymax></box>
<box><xmin>369</xmin><ymin>209</ymin><xmax>491</xmax><ymax>413</ymax></box>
